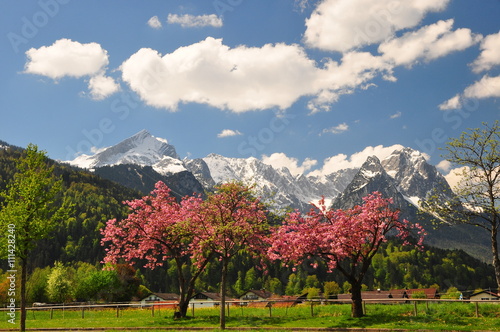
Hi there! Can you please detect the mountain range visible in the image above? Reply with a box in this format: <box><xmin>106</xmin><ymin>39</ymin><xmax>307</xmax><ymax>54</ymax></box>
<box><xmin>66</xmin><ymin>130</ymin><xmax>489</xmax><ymax>261</ymax></box>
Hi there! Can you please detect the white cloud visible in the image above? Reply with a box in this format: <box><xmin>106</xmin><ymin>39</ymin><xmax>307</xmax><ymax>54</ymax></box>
<box><xmin>436</xmin><ymin>160</ymin><xmax>452</xmax><ymax>173</ymax></box>
<box><xmin>438</xmin><ymin>94</ymin><xmax>462</xmax><ymax>110</ymax></box>
<box><xmin>322</xmin><ymin>123</ymin><xmax>349</xmax><ymax>135</ymax></box>
<box><xmin>167</xmin><ymin>14</ymin><xmax>222</xmax><ymax>28</ymax></box>
<box><xmin>438</xmin><ymin>75</ymin><xmax>500</xmax><ymax>110</ymax></box>
<box><xmin>304</xmin><ymin>0</ymin><xmax>450</xmax><ymax>52</ymax></box>
<box><xmin>379</xmin><ymin>20</ymin><xmax>481</xmax><ymax>67</ymax></box>
<box><xmin>308</xmin><ymin>51</ymin><xmax>394</xmax><ymax>113</ymax></box>
<box><xmin>262</xmin><ymin>152</ymin><xmax>317</xmax><ymax>176</ymax></box>
<box><xmin>308</xmin><ymin>144</ymin><xmax>405</xmax><ymax>177</ymax></box>
<box><xmin>390</xmin><ymin>111</ymin><xmax>402</xmax><ymax>119</ymax></box>
<box><xmin>120</xmin><ymin>37</ymin><xmax>322</xmax><ymax>112</ymax></box>
<box><xmin>463</xmin><ymin>75</ymin><xmax>500</xmax><ymax>99</ymax></box>
<box><xmin>471</xmin><ymin>31</ymin><xmax>500</xmax><ymax>73</ymax></box>
<box><xmin>88</xmin><ymin>75</ymin><xmax>120</xmax><ymax>100</ymax></box>
<box><xmin>24</xmin><ymin>38</ymin><xmax>109</xmax><ymax>80</ymax></box>
<box><xmin>147</xmin><ymin>16</ymin><xmax>162</xmax><ymax>29</ymax></box>
<box><xmin>217</xmin><ymin>129</ymin><xmax>242</xmax><ymax>138</ymax></box>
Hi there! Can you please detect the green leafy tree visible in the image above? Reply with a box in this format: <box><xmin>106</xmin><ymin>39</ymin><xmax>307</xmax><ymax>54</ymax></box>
<box><xmin>0</xmin><ymin>144</ymin><xmax>69</xmax><ymax>331</ymax></box>
<box><xmin>46</xmin><ymin>262</ymin><xmax>73</xmax><ymax>303</ymax></box>
<box><xmin>421</xmin><ymin>121</ymin><xmax>500</xmax><ymax>289</ymax></box>
<box><xmin>441</xmin><ymin>286</ymin><xmax>462</xmax><ymax>299</ymax></box>
<box><xmin>264</xmin><ymin>277</ymin><xmax>283</xmax><ymax>295</ymax></box>
<box><xmin>303</xmin><ymin>287</ymin><xmax>320</xmax><ymax>299</ymax></box>
<box><xmin>26</xmin><ymin>267</ymin><xmax>51</xmax><ymax>303</ymax></box>
<box><xmin>323</xmin><ymin>281</ymin><xmax>341</xmax><ymax>299</ymax></box>
<box><xmin>305</xmin><ymin>275</ymin><xmax>320</xmax><ymax>289</ymax></box>
<box><xmin>285</xmin><ymin>273</ymin><xmax>298</xmax><ymax>295</ymax></box>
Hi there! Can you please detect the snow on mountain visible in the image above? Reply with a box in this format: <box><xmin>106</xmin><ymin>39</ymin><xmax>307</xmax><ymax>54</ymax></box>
<box><xmin>202</xmin><ymin>153</ymin><xmax>356</xmax><ymax>211</ymax></box>
<box><xmin>66</xmin><ymin>130</ymin><xmax>452</xmax><ymax>213</ymax></box>
<box><xmin>67</xmin><ymin>130</ymin><xmax>182</xmax><ymax>172</ymax></box>
<box><xmin>381</xmin><ymin>147</ymin><xmax>454</xmax><ymax>206</ymax></box>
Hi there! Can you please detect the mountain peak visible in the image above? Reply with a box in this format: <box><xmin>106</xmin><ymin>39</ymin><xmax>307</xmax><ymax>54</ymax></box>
<box><xmin>67</xmin><ymin>130</ymin><xmax>179</xmax><ymax>169</ymax></box>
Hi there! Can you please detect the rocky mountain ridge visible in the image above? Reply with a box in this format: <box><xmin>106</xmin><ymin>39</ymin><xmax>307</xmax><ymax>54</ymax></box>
<box><xmin>67</xmin><ymin>130</ymin><xmax>452</xmax><ymax>213</ymax></box>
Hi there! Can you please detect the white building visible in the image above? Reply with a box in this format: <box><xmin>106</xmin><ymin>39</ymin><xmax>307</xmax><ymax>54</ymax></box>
<box><xmin>469</xmin><ymin>290</ymin><xmax>500</xmax><ymax>301</ymax></box>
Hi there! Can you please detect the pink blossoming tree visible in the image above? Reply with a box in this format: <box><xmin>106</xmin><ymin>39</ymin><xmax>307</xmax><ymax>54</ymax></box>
<box><xmin>192</xmin><ymin>182</ymin><xmax>269</xmax><ymax>330</ymax></box>
<box><xmin>101</xmin><ymin>181</ymin><xmax>211</xmax><ymax>318</ymax></box>
<box><xmin>268</xmin><ymin>192</ymin><xmax>426</xmax><ymax>318</ymax></box>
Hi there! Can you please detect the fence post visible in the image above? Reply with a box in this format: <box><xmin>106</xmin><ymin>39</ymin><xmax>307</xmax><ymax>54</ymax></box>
<box><xmin>116</xmin><ymin>305</ymin><xmax>119</xmax><ymax>318</ymax></box>
<box><xmin>362</xmin><ymin>301</ymin><xmax>366</xmax><ymax>315</ymax></box>
<box><xmin>81</xmin><ymin>306</ymin><xmax>84</xmax><ymax>319</ymax></box>
<box><xmin>192</xmin><ymin>303</ymin><xmax>195</xmax><ymax>317</ymax></box>
<box><xmin>413</xmin><ymin>301</ymin><xmax>418</xmax><ymax>316</ymax></box>
<box><xmin>310</xmin><ymin>301</ymin><xmax>314</xmax><ymax>317</ymax></box>
<box><xmin>151</xmin><ymin>305</ymin><xmax>154</xmax><ymax>317</ymax></box>
<box><xmin>475</xmin><ymin>302</ymin><xmax>479</xmax><ymax>318</ymax></box>
<box><xmin>50</xmin><ymin>308</ymin><xmax>53</xmax><ymax>319</ymax></box>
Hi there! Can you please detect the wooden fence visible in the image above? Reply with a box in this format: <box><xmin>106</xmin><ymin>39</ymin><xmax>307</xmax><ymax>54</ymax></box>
<box><xmin>1</xmin><ymin>298</ymin><xmax>498</xmax><ymax>319</ymax></box>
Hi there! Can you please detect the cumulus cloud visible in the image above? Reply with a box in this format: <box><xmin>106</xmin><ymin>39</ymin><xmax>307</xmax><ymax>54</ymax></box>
<box><xmin>262</xmin><ymin>153</ymin><xmax>317</xmax><ymax>176</ymax></box>
<box><xmin>167</xmin><ymin>14</ymin><xmax>222</xmax><ymax>28</ymax></box>
<box><xmin>24</xmin><ymin>38</ymin><xmax>109</xmax><ymax>80</ymax></box>
<box><xmin>88</xmin><ymin>75</ymin><xmax>121</xmax><ymax>100</ymax></box>
<box><xmin>379</xmin><ymin>20</ymin><xmax>481</xmax><ymax>67</ymax></box>
<box><xmin>308</xmin><ymin>144</ymin><xmax>405</xmax><ymax>177</ymax></box>
<box><xmin>217</xmin><ymin>129</ymin><xmax>242</xmax><ymax>138</ymax></box>
<box><xmin>120</xmin><ymin>37</ymin><xmax>322</xmax><ymax>112</ymax></box>
<box><xmin>322</xmin><ymin>123</ymin><xmax>349</xmax><ymax>135</ymax></box>
<box><xmin>438</xmin><ymin>94</ymin><xmax>462</xmax><ymax>110</ymax></box>
<box><xmin>463</xmin><ymin>75</ymin><xmax>500</xmax><ymax>99</ymax></box>
<box><xmin>471</xmin><ymin>31</ymin><xmax>500</xmax><ymax>73</ymax></box>
<box><xmin>147</xmin><ymin>16</ymin><xmax>162</xmax><ymax>29</ymax></box>
<box><xmin>436</xmin><ymin>160</ymin><xmax>452</xmax><ymax>173</ymax></box>
<box><xmin>307</xmin><ymin>51</ymin><xmax>394</xmax><ymax>113</ymax></box>
<box><xmin>304</xmin><ymin>0</ymin><xmax>450</xmax><ymax>52</ymax></box>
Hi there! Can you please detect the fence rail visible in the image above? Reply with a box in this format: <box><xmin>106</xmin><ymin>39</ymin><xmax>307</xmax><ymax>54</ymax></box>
<box><xmin>1</xmin><ymin>298</ymin><xmax>498</xmax><ymax>319</ymax></box>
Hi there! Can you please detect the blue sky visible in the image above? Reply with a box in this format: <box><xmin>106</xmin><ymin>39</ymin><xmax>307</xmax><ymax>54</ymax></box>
<box><xmin>1</xmin><ymin>0</ymin><xmax>499</xmax><ymax>178</ymax></box>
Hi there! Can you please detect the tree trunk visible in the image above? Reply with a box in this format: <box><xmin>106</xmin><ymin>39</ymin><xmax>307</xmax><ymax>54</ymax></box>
<box><xmin>350</xmin><ymin>281</ymin><xmax>364</xmax><ymax>318</ymax></box>
<box><xmin>175</xmin><ymin>258</ymin><xmax>187</xmax><ymax>319</ymax></box>
<box><xmin>220</xmin><ymin>258</ymin><xmax>228</xmax><ymax>330</ymax></box>
<box><xmin>20</xmin><ymin>257</ymin><xmax>27</xmax><ymax>332</ymax></box>
<box><xmin>491</xmin><ymin>225</ymin><xmax>500</xmax><ymax>290</ymax></box>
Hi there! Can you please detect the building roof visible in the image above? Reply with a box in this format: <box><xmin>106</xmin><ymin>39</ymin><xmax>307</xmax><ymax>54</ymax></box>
<box><xmin>239</xmin><ymin>289</ymin><xmax>275</xmax><ymax>299</ymax></box>
<box><xmin>191</xmin><ymin>292</ymin><xmax>237</xmax><ymax>302</ymax></box>
<box><xmin>337</xmin><ymin>288</ymin><xmax>439</xmax><ymax>301</ymax></box>
<box><xmin>142</xmin><ymin>293</ymin><xmax>179</xmax><ymax>301</ymax></box>
<box><xmin>470</xmin><ymin>290</ymin><xmax>500</xmax><ymax>298</ymax></box>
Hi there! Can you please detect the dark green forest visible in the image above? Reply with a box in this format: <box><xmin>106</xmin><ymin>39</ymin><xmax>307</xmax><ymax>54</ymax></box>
<box><xmin>0</xmin><ymin>145</ymin><xmax>496</xmax><ymax>304</ymax></box>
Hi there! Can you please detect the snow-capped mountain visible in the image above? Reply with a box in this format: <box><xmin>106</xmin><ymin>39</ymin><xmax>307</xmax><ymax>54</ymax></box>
<box><xmin>201</xmin><ymin>153</ymin><xmax>357</xmax><ymax>211</ymax></box>
<box><xmin>68</xmin><ymin>130</ymin><xmax>182</xmax><ymax>174</ymax></box>
<box><xmin>67</xmin><ymin>130</ymin><xmax>451</xmax><ymax>213</ymax></box>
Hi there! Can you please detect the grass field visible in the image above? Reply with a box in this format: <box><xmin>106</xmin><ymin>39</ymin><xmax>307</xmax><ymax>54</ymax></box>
<box><xmin>0</xmin><ymin>301</ymin><xmax>499</xmax><ymax>331</ymax></box>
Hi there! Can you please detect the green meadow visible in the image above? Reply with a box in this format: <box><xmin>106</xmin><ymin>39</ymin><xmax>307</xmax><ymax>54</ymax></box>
<box><xmin>1</xmin><ymin>301</ymin><xmax>499</xmax><ymax>331</ymax></box>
